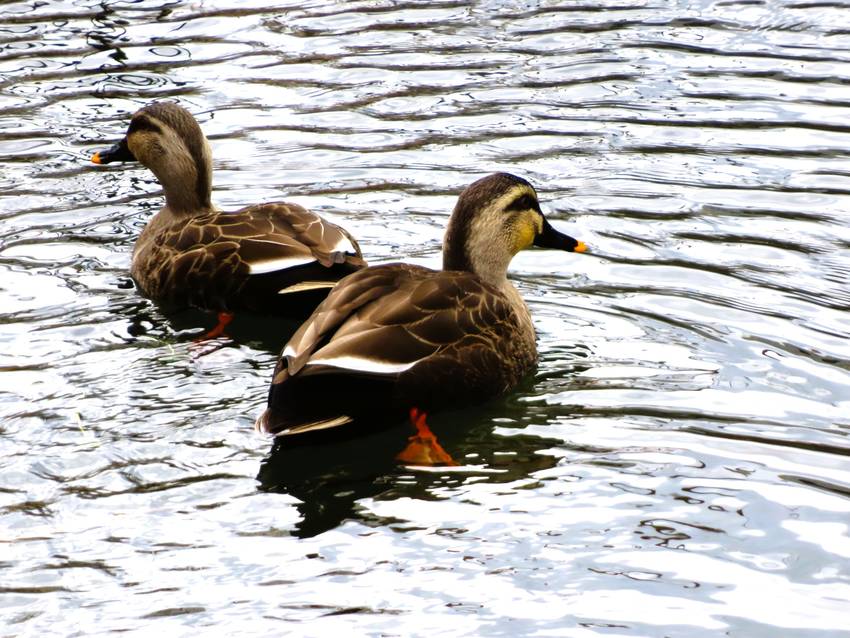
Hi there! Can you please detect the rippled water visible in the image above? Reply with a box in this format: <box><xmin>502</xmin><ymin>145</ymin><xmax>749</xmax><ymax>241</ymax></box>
<box><xmin>2</xmin><ymin>0</ymin><xmax>849</xmax><ymax>635</ymax></box>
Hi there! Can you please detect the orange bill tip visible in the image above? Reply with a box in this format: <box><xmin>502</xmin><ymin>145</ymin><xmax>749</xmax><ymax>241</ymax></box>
<box><xmin>574</xmin><ymin>240</ymin><xmax>588</xmax><ymax>253</ymax></box>
<box><xmin>91</xmin><ymin>152</ymin><xmax>103</xmax><ymax>164</ymax></box>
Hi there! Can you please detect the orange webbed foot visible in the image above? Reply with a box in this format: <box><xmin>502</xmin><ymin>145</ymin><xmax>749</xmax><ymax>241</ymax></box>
<box><xmin>189</xmin><ymin>311</ymin><xmax>235</xmax><ymax>357</ymax></box>
<box><xmin>395</xmin><ymin>407</ymin><xmax>457</xmax><ymax>466</ymax></box>
<box><xmin>195</xmin><ymin>311</ymin><xmax>234</xmax><ymax>341</ymax></box>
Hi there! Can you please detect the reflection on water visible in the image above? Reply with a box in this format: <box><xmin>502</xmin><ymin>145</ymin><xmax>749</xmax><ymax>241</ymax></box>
<box><xmin>258</xmin><ymin>403</ymin><xmax>564</xmax><ymax>539</ymax></box>
<box><xmin>1</xmin><ymin>0</ymin><xmax>850</xmax><ymax>635</ymax></box>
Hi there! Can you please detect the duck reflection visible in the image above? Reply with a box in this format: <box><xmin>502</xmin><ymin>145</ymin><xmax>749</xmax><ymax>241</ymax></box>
<box><xmin>257</xmin><ymin>426</ymin><xmax>410</xmax><ymax>538</ymax></box>
<box><xmin>122</xmin><ymin>298</ymin><xmax>301</xmax><ymax>353</ymax></box>
<box><xmin>257</xmin><ymin>403</ymin><xmax>565</xmax><ymax>539</ymax></box>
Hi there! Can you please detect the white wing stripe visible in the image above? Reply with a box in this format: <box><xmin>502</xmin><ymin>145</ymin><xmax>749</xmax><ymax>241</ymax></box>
<box><xmin>307</xmin><ymin>355</ymin><xmax>419</xmax><ymax>374</ymax></box>
<box><xmin>277</xmin><ymin>281</ymin><xmax>336</xmax><ymax>294</ymax></box>
<box><xmin>248</xmin><ymin>255</ymin><xmax>316</xmax><ymax>274</ymax></box>
<box><xmin>280</xmin><ymin>415</ymin><xmax>353</xmax><ymax>436</ymax></box>
<box><xmin>332</xmin><ymin>235</ymin><xmax>356</xmax><ymax>254</ymax></box>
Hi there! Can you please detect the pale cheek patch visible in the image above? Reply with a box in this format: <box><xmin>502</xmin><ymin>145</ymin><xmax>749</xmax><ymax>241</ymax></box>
<box><xmin>514</xmin><ymin>213</ymin><xmax>537</xmax><ymax>253</ymax></box>
<box><xmin>517</xmin><ymin>224</ymin><xmax>535</xmax><ymax>251</ymax></box>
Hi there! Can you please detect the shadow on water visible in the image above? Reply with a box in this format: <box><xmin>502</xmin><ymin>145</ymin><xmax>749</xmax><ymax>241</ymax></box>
<box><xmin>257</xmin><ymin>426</ymin><xmax>411</xmax><ymax>539</ymax></box>
<box><xmin>257</xmin><ymin>400</ymin><xmax>565</xmax><ymax>538</ymax></box>
<box><xmin>121</xmin><ymin>299</ymin><xmax>300</xmax><ymax>354</ymax></box>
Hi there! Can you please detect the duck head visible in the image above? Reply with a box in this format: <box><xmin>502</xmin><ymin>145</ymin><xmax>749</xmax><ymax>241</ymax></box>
<box><xmin>442</xmin><ymin>172</ymin><xmax>586</xmax><ymax>287</ymax></box>
<box><xmin>92</xmin><ymin>102</ymin><xmax>213</xmax><ymax>216</ymax></box>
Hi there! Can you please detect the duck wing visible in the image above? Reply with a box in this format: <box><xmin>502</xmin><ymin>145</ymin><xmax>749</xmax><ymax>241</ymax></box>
<box><xmin>234</xmin><ymin>202</ymin><xmax>364</xmax><ymax>274</ymax></box>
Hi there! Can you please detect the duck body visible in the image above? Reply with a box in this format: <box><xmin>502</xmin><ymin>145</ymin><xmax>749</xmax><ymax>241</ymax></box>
<box><xmin>93</xmin><ymin>101</ymin><xmax>365</xmax><ymax>318</ymax></box>
<box><xmin>259</xmin><ymin>262</ymin><xmax>538</xmax><ymax>435</ymax></box>
<box><xmin>256</xmin><ymin>172</ymin><xmax>586</xmax><ymax>438</ymax></box>
<box><xmin>130</xmin><ymin>202</ymin><xmax>363</xmax><ymax>317</ymax></box>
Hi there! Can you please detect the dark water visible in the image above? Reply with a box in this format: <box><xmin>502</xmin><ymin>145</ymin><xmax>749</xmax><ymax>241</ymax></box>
<box><xmin>2</xmin><ymin>1</ymin><xmax>849</xmax><ymax>635</ymax></box>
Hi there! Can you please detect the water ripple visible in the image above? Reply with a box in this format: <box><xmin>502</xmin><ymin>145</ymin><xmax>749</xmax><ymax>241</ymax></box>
<box><xmin>1</xmin><ymin>0</ymin><xmax>850</xmax><ymax>635</ymax></box>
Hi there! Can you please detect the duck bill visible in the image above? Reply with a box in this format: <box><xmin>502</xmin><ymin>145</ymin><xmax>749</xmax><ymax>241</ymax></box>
<box><xmin>534</xmin><ymin>216</ymin><xmax>587</xmax><ymax>253</ymax></box>
<box><xmin>91</xmin><ymin>138</ymin><xmax>136</xmax><ymax>164</ymax></box>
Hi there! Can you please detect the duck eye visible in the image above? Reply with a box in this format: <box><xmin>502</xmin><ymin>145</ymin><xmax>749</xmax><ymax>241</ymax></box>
<box><xmin>505</xmin><ymin>193</ymin><xmax>539</xmax><ymax>213</ymax></box>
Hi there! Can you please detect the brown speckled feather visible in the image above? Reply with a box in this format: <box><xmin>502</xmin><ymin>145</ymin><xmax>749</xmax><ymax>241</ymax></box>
<box><xmin>257</xmin><ymin>263</ymin><xmax>537</xmax><ymax>435</ymax></box>
<box><xmin>131</xmin><ymin>202</ymin><xmax>365</xmax><ymax>317</ymax></box>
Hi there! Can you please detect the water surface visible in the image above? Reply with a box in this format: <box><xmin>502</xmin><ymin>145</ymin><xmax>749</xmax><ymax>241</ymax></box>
<box><xmin>1</xmin><ymin>1</ymin><xmax>849</xmax><ymax>636</ymax></box>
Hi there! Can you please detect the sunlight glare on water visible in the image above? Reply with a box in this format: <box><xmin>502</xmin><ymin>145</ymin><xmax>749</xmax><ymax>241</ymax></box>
<box><xmin>1</xmin><ymin>0</ymin><xmax>849</xmax><ymax>636</ymax></box>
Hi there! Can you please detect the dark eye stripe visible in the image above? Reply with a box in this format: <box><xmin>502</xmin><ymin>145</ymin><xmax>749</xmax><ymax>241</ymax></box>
<box><xmin>505</xmin><ymin>193</ymin><xmax>540</xmax><ymax>213</ymax></box>
<box><xmin>127</xmin><ymin>115</ymin><xmax>163</xmax><ymax>135</ymax></box>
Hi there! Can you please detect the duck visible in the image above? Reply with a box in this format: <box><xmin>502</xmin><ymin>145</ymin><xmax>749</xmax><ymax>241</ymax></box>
<box><xmin>255</xmin><ymin>172</ymin><xmax>587</xmax><ymax>464</ymax></box>
<box><xmin>91</xmin><ymin>101</ymin><xmax>366</xmax><ymax>327</ymax></box>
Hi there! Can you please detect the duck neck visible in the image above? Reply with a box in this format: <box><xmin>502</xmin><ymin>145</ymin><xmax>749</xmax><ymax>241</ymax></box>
<box><xmin>149</xmin><ymin>140</ymin><xmax>213</xmax><ymax>218</ymax></box>
<box><xmin>443</xmin><ymin>216</ymin><xmax>513</xmax><ymax>289</ymax></box>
